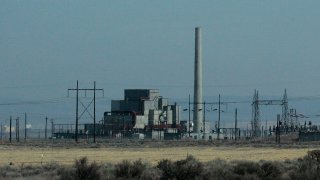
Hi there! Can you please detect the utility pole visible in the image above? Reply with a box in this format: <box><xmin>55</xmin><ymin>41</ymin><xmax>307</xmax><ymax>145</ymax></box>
<box><xmin>51</xmin><ymin>119</ymin><xmax>54</xmax><ymax>139</ymax></box>
<box><xmin>235</xmin><ymin>108</ymin><xmax>238</xmax><ymax>141</ymax></box>
<box><xmin>24</xmin><ymin>113</ymin><xmax>27</xmax><ymax>141</ymax></box>
<box><xmin>45</xmin><ymin>116</ymin><xmax>48</xmax><ymax>139</ymax></box>
<box><xmin>94</xmin><ymin>81</ymin><xmax>96</xmax><ymax>143</ymax></box>
<box><xmin>158</xmin><ymin>118</ymin><xmax>160</xmax><ymax>140</ymax></box>
<box><xmin>76</xmin><ymin>80</ymin><xmax>79</xmax><ymax>142</ymax></box>
<box><xmin>246</xmin><ymin>123</ymin><xmax>248</xmax><ymax>138</ymax></box>
<box><xmin>1</xmin><ymin>123</ymin><xmax>3</xmax><ymax>140</ymax></box>
<box><xmin>67</xmin><ymin>80</ymin><xmax>79</xmax><ymax>142</ymax></box>
<box><xmin>265</xmin><ymin>118</ymin><xmax>268</xmax><ymax>137</ymax></box>
<box><xmin>188</xmin><ymin>94</ymin><xmax>191</xmax><ymax>137</ymax></box>
<box><xmin>68</xmin><ymin>81</ymin><xmax>103</xmax><ymax>143</ymax></box>
<box><xmin>9</xmin><ymin>116</ymin><xmax>12</xmax><ymax>143</ymax></box>
<box><xmin>203</xmin><ymin>102</ymin><xmax>206</xmax><ymax>139</ymax></box>
<box><xmin>16</xmin><ymin>117</ymin><xmax>19</xmax><ymax>142</ymax></box>
<box><xmin>276</xmin><ymin>114</ymin><xmax>280</xmax><ymax>144</ymax></box>
<box><xmin>217</xmin><ymin>94</ymin><xmax>221</xmax><ymax>140</ymax></box>
<box><xmin>294</xmin><ymin>109</ymin><xmax>298</xmax><ymax>130</ymax></box>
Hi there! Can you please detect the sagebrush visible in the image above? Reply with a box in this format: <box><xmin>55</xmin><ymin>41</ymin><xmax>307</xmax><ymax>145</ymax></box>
<box><xmin>1</xmin><ymin>150</ymin><xmax>320</xmax><ymax>180</ymax></box>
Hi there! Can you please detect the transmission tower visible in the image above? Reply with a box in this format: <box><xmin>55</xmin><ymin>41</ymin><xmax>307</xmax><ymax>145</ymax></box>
<box><xmin>251</xmin><ymin>89</ymin><xmax>290</xmax><ymax>137</ymax></box>
<box><xmin>251</xmin><ymin>89</ymin><xmax>260</xmax><ymax>137</ymax></box>
<box><xmin>281</xmin><ymin>89</ymin><xmax>289</xmax><ymax>128</ymax></box>
<box><xmin>289</xmin><ymin>108</ymin><xmax>299</xmax><ymax>130</ymax></box>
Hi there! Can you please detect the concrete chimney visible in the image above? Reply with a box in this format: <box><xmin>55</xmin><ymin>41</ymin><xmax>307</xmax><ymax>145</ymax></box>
<box><xmin>193</xmin><ymin>27</ymin><xmax>203</xmax><ymax>134</ymax></box>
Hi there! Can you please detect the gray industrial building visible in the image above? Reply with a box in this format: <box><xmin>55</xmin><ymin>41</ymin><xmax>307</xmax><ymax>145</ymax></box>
<box><xmin>104</xmin><ymin>89</ymin><xmax>185</xmax><ymax>139</ymax></box>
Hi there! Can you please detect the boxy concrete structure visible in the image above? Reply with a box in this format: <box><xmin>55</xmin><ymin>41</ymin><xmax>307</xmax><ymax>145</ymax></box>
<box><xmin>104</xmin><ymin>89</ymin><xmax>184</xmax><ymax>139</ymax></box>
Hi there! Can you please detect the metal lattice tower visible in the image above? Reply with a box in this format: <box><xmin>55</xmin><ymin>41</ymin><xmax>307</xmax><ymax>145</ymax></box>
<box><xmin>281</xmin><ymin>89</ymin><xmax>289</xmax><ymax>128</ymax></box>
<box><xmin>294</xmin><ymin>109</ymin><xmax>299</xmax><ymax>127</ymax></box>
<box><xmin>251</xmin><ymin>89</ymin><xmax>290</xmax><ymax>137</ymax></box>
<box><xmin>289</xmin><ymin>109</ymin><xmax>294</xmax><ymax>129</ymax></box>
<box><xmin>251</xmin><ymin>89</ymin><xmax>260</xmax><ymax>137</ymax></box>
<box><xmin>289</xmin><ymin>108</ymin><xmax>299</xmax><ymax>129</ymax></box>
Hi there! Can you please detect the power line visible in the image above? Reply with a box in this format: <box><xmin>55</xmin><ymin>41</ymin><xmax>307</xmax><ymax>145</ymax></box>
<box><xmin>0</xmin><ymin>97</ymin><xmax>71</xmax><ymax>106</ymax></box>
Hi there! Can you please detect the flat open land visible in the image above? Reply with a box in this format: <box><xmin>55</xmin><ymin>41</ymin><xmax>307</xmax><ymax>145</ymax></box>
<box><xmin>0</xmin><ymin>141</ymin><xmax>317</xmax><ymax>166</ymax></box>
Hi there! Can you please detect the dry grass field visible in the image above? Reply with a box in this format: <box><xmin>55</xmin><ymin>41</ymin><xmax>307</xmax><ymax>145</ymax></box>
<box><xmin>0</xmin><ymin>142</ymin><xmax>316</xmax><ymax>166</ymax></box>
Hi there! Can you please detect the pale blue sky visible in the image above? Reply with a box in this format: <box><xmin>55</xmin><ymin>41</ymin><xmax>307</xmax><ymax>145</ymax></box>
<box><xmin>1</xmin><ymin>0</ymin><xmax>320</xmax><ymax>100</ymax></box>
<box><xmin>1</xmin><ymin>0</ymin><xmax>320</xmax><ymax>127</ymax></box>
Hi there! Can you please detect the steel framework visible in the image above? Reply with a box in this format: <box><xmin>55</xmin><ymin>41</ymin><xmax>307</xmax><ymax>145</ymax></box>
<box><xmin>251</xmin><ymin>89</ymin><xmax>289</xmax><ymax>137</ymax></box>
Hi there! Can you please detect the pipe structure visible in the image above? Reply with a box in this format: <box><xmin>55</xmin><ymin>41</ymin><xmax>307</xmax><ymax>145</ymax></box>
<box><xmin>193</xmin><ymin>27</ymin><xmax>203</xmax><ymax>133</ymax></box>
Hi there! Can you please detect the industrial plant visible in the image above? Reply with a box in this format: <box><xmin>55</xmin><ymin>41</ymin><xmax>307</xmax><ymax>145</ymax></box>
<box><xmin>5</xmin><ymin>26</ymin><xmax>318</xmax><ymax>143</ymax></box>
<box><xmin>47</xmin><ymin>27</ymin><xmax>320</xmax><ymax>142</ymax></box>
<box><xmin>102</xmin><ymin>27</ymin><xmax>208</xmax><ymax>140</ymax></box>
<box><xmin>103</xmin><ymin>27</ymin><xmax>209</xmax><ymax>139</ymax></box>
<box><xmin>50</xmin><ymin>27</ymin><xmax>211</xmax><ymax>140</ymax></box>
<box><xmin>103</xmin><ymin>89</ymin><xmax>184</xmax><ymax>139</ymax></box>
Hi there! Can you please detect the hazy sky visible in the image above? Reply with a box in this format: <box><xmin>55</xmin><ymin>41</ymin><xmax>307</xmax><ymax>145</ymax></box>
<box><xmin>1</xmin><ymin>0</ymin><xmax>320</xmax><ymax>101</ymax></box>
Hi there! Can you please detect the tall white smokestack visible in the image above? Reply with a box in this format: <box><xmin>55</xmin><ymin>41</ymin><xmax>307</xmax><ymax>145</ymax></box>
<box><xmin>193</xmin><ymin>27</ymin><xmax>203</xmax><ymax>134</ymax></box>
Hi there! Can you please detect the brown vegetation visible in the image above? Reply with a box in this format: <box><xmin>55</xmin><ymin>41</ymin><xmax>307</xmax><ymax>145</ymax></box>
<box><xmin>1</xmin><ymin>150</ymin><xmax>320</xmax><ymax>180</ymax></box>
<box><xmin>0</xmin><ymin>143</ymin><xmax>315</xmax><ymax>166</ymax></box>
